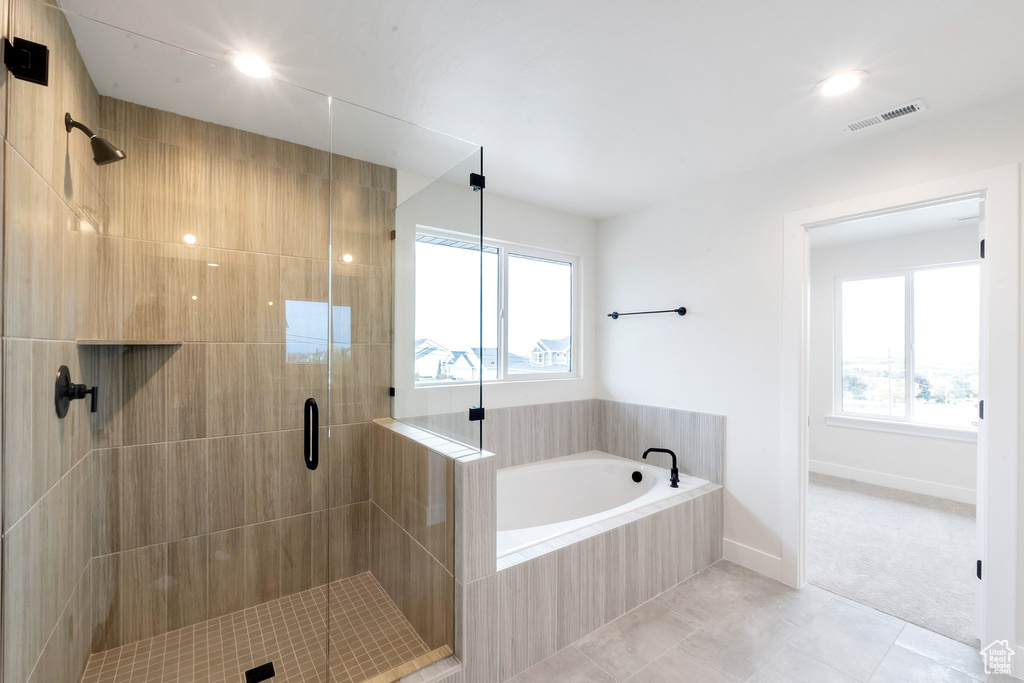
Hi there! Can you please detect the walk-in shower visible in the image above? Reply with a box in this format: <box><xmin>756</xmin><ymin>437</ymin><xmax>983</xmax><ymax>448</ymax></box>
<box><xmin>0</xmin><ymin>2</ymin><xmax>484</xmax><ymax>682</ymax></box>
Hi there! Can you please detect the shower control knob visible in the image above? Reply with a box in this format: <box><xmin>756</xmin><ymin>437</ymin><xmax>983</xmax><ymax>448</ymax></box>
<box><xmin>54</xmin><ymin>365</ymin><xmax>98</xmax><ymax>418</ymax></box>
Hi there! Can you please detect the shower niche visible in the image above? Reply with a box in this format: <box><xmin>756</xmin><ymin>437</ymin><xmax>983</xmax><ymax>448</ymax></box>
<box><xmin>0</xmin><ymin>2</ymin><xmax>482</xmax><ymax>682</ymax></box>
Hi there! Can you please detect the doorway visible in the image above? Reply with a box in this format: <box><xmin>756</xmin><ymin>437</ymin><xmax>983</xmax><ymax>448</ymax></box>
<box><xmin>780</xmin><ymin>165</ymin><xmax>1020</xmax><ymax>668</ymax></box>
<box><xmin>804</xmin><ymin>199</ymin><xmax>981</xmax><ymax>644</ymax></box>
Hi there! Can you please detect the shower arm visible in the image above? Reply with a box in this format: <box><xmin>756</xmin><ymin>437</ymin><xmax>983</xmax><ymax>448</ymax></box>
<box><xmin>65</xmin><ymin>112</ymin><xmax>96</xmax><ymax>138</ymax></box>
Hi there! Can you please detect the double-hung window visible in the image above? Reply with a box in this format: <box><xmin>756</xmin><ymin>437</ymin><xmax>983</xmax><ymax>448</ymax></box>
<box><xmin>835</xmin><ymin>262</ymin><xmax>979</xmax><ymax>430</ymax></box>
<box><xmin>414</xmin><ymin>229</ymin><xmax>577</xmax><ymax>384</ymax></box>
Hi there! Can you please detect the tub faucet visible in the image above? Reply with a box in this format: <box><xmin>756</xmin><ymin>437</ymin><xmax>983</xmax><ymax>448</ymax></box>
<box><xmin>643</xmin><ymin>448</ymin><xmax>680</xmax><ymax>488</ymax></box>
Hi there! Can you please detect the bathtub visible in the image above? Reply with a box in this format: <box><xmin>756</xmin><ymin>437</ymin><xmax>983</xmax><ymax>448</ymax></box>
<box><xmin>497</xmin><ymin>451</ymin><xmax>709</xmax><ymax>557</ymax></box>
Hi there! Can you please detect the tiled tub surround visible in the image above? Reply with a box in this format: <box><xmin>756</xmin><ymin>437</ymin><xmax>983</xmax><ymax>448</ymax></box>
<box><xmin>383</xmin><ymin>409</ymin><xmax>724</xmax><ymax>683</ymax></box>
<box><xmin>407</xmin><ymin>399</ymin><xmax>724</xmax><ymax>484</ymax></box>
<box><xmin>0</xmin><ymin>3</ymin><xmax>396</xmax><ymax>681</ymax></box>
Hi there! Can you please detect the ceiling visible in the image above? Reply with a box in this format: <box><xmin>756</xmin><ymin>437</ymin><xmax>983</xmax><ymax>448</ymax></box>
<box><xmin>809</xmin><ymin>196</ymin><xmax>981</xmax><ymax>248</ymax></box>
<box><xmin>59</xmin><ymin>0</ymin><xmax>1024</xmax><ymax>219</ymax></box>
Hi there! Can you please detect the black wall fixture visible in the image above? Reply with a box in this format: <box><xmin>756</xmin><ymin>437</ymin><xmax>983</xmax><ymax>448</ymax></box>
<box><xmin>3</xmin><ymin>37</ymin><xmax>48</xmax><ymax>86</ymax></box>
<box><xmin>54</xmin><ymin>365</ymin><xmax>97</xmax><ymax>418</ymax></box>
<box><xmin>607</xmin><ymin>306</ymin><xmax>687</xmax><ymax>320</ymax></box>
<box><xmin>65</xmin><ymin>112</ymin><xmax>127</xmax><ymax>165</ymax></box>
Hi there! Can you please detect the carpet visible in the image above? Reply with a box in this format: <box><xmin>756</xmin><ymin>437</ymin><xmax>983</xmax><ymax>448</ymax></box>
<box><xmin>807</xmin><ymin>472</ymin><xmax>977</xmax><ymax>646</ymax></box>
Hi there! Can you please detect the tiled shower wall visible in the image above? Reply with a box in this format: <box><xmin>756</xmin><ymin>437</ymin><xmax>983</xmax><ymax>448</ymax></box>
<box><xmin>85</xmin><ymin>96</ymin><xmax>394</xmax><ymax>650</ymax></box>
<box><xmin>408</xmin><ymin>399</ymin><xmax>725</xmax><ymax>483</ymax></box>
<box><xmin>2</xmin><ymin>1</ymin><xmax>105</xmax><ymax>682</ymax></box>
<box><xmin>1</xmin><ymin>2</ymin><xmax>395</xmax><ymax>681</ymax></box>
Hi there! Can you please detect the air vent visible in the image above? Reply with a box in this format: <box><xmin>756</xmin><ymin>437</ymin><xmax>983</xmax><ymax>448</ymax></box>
<box><xmin>842</xmin><ymin>99</ymin><xmax>927</xmax><ymax>133</ymax></box>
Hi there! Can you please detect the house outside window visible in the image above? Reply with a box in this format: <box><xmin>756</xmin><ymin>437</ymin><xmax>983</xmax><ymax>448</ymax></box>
<box><xmin>414</xmin><ymin>229</ymin><xmax>578</xmax><ymax>384</ymax></box>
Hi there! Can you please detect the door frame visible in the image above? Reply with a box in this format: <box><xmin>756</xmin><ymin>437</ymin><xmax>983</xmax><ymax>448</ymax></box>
<box><xmin>780</xmin><ymin>164</ymin><xmax>1020</xmax><ymax>662</ymax></box>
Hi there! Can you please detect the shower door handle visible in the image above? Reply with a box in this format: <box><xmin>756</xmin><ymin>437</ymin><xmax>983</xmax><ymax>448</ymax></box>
<box><xmin>304</xmin><ymin>398</ymin><xmax>319</xmax><ymax>471</ymax></box>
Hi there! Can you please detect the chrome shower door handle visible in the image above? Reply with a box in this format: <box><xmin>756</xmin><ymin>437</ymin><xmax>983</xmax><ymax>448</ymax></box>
<box><xmin>304</xmin><ymin>397</ymin><xmax>319</xmax><ymax>471</ymax></box>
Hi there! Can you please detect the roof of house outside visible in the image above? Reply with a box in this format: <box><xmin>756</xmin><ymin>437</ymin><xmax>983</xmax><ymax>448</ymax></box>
<box><xmin>536</xmin><ymin>336</ymin><xmax>571</xmax><ymax>353</ymax></box>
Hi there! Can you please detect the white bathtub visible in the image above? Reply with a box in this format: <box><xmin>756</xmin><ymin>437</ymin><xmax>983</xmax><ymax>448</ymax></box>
<box><xmin>497</xmin><ymin>451</ymin><xmax>709</xmax><ymax>557</ymax></box>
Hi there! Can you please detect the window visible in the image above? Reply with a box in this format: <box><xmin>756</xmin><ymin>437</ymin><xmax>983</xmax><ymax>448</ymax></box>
<box><xmin>414</xmin><ymin>230</ymin><xmax>577</xmax><ymax>384</ymax></box>
<box><xmin>836</xmin><ymin>262</ymin><xmax>979</xmax><ymax>429</ymax></box>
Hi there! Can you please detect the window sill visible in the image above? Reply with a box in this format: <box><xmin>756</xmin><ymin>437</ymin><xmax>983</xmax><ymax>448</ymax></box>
<box><xmin>414</xmin><ymin>375</ymin><xmax>580</xmax><ymax>389</ymax></box>
<box><xmin>824</xmin><ymin>415</ymin><xmax>977</xmax><ymax>443</ymax></box>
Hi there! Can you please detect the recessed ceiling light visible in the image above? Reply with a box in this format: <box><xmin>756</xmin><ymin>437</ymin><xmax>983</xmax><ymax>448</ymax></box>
<box><xmin>232</xmin><ymin>52</ymin><xmax>272</xmax><ymax>79</ymax></box>
<box><xmin>183</xmin><ymin>233</ymin><xmax>197</xmax><ymax>245</ymax></box>
<box><xmin>342</xmin><ymin>253</ymin><xmax>354</xmax><ymax>263</ymax></box>
<box><xmin>817</xmin><ymin>70</ymin><xmax>868</xmax><ymax>97</ymax></box>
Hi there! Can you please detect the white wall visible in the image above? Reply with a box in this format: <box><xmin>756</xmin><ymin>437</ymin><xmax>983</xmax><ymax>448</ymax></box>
<box><xmin>394</xmin><ymin>170</ymin><xmax>598</xmax><ymax>419</ymax></box>
<box><xmin>808</xmin><ymin>226</ymin><xmax>978</xmax><ymax>503</ymax></box>
<box><xmin>595</xmin><ymin>91</ymin><xmax>1024</xmax><ymax>594</ymax></box>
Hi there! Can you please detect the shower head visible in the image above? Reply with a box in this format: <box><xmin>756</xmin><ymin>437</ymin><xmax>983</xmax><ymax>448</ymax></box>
<box><xmin>65</xmin><ymin>113</ymin><xmax>126</xmax><ymax>165</ymax></box>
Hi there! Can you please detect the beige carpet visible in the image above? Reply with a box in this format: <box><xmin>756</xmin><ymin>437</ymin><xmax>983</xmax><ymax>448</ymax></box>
<box><xmin>807</xmin><ymin>472</ymin><xmax>977</xmax><ymax>645</ymax></box>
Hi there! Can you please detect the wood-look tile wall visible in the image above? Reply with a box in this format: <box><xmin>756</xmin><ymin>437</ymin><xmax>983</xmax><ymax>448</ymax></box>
<box><xmin>411</xmin><ymin>399</ymin><xmax>725</xmax><ymax>483</ymax></box>
<box><xmin>369</xmin><ymin>422</ymin><xmax>457</xmax><ymax>653</ymax></box>
<box><xmin>1</xmin><ymin>1</ymin><xmax>104</xmax><ymax>682</ymax></box>
<box><xmin>1</xmin><ymin>2</ymin><xmax>397</xmax><ymax>679</ymax></box>
<box><xmin>80</xmin><ymin>96</ymin><xmax>396</xmax><ymax>653</ymax></box>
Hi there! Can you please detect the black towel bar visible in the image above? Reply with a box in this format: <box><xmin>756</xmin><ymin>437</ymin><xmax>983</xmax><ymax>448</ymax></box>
<box><xmin>608</xmin><ymin>307</ymin><xmax>686</xmax><ymax>320</ymax></box>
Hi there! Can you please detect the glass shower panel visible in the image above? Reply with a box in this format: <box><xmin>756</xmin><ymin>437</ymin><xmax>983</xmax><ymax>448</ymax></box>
<box><xmin>393</xmin><ymin>151</ymin><xmax>486</xmax><ymax>450</ymax></box>
<box><xmin>328</xmin><ymin>99</ymin><xmax>480</xmax><ymax>680</ymax></box>
<box><xmin>2</xmin><ymin>5</ymin><xmax>332</xmax><ymax>682</ymax></box>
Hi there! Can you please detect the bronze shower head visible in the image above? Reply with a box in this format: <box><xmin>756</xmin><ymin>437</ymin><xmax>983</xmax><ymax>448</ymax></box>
<box><xmin>65</xmin><ymin>112</ymin><xmax>126</xmax><ymax>165</ymax></box>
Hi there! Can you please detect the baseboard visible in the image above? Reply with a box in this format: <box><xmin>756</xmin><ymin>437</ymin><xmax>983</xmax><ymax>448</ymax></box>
<box><xmin>809</xmin><ymin>460</ymin><xmax>976</xmax><ymax>504</ymax></box>
<box><xmin>723</xmin><ymin>539</ymin><xmax>782</xmax><ymax>581</ymax></box>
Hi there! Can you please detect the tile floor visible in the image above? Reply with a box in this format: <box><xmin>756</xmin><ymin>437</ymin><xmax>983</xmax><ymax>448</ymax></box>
<box><xmin>81</xmin><ymin>572</ymin><xmax>432</xmax><ymax>683</ymax></box>
<box><xmin>508</xmin><ymin>560</ymin><xmax>1017</xmax><ymax>683</ymax></box>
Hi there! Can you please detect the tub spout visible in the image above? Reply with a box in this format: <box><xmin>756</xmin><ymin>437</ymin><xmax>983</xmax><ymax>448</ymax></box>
<box><xmin>643</xmin><ymin>447</ymin><xmax>680</xmax><ymax>488</ymax></box>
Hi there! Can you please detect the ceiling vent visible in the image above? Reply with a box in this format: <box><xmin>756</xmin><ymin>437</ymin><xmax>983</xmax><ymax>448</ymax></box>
<box><xmin>842</xmin><ymin>99</ymin><xmax>927</xmax><ymax>133</ymax></box>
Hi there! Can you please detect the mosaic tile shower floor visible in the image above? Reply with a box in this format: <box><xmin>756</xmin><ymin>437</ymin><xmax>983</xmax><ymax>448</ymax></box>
<box><xmin>80</xmin><ymin>573</ymin><xmax>431</xmax><ymax>683</ymax></box>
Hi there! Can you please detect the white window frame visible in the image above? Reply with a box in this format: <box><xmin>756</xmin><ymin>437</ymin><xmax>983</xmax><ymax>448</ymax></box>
<box><xmin>414</xmin><ymin>226</ymin><xmax>580</xmax><ymax>385</ymax></box>
<box><xmin>833</xmin><ymin>259</ymin><xmax>979</xmax><ymax>435</ymax></box>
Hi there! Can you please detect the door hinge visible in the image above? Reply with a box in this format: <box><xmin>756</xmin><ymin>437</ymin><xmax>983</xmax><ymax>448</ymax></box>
<box><xmin>3</xmin><ymin>37</ymin><xmax>49</xmax><ymax>86</ymax></box>
<box><xmin>469</xmin><ymin>405</ymin><xmax>485</xmax><ymax>422</ymax></box>
<box><xmin>977</xmin><ymin>559</ymin><xmax>982</xmax><ymax>580</ymax></box>
<box><xmin>979</xmin><ymin>399</ymin><xmax>984</xmax><ymax>420</ymax></box>
<box><xmin>980</xmin><ymin>239</ymin><xmax>985</xmax><ymax>259</ymax></box>
<box><xmin>388</xmin><ymin>387</ymin><xmax>395</xmax><ymax>397</ymax></box>
<box><xmin>390</xmin><ymin>229</ymin><xmax>396</xmax><ymax>241</ymax></box>
<box><xmin>470</xmin><ymin>173</ymin><xmax>485</xmax><ymax>192</ymax></box>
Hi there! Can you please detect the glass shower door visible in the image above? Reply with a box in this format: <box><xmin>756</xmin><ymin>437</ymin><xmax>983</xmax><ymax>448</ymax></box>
<box><xmin>1</xmin><ymin>5</ymin><xmax>334</xmax><ymax>682</ymax></box>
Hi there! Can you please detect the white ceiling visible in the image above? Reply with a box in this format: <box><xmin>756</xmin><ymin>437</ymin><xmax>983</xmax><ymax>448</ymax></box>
<box><xmin>809</xmin><ymin>196</ymin><xmax>981</xmax><ymax>248</ymax></box>
<box><xmin>59</xmin><ymin>0</ymin><xmax>1024</xmax><ymax>219</ymax></box>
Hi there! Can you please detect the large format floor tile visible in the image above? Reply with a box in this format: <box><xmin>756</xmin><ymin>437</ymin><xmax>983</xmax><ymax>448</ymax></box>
<box><xmin>514</xmin><ymin>560</ymin><xmax>999</xmax><ymax>683</ymax></box>
<box><xmin>785</xmin><ymin>599</ymin><xmax>904</xmax><ymax>682</ymax></box>
<box><xmin>624</xmin><ymin>645</ymin><xmax>740</xmax><ymax>682</ymax></box>
<box><xmin>575</xmin><ymin>601</ymin><xmax>699</xmax><ymax>680</ymax></box>
<box><xmin>678</xmin><ymin>600</ymin><xmax>798</xmax><ymax>680</ymax></box>
<box><xmin>507</xmin><ymin>646</ymin><xmax>615</xmax><ymax>683</ymax></box>
<box><xmin>868</xmin><ymin>645</ymin><xmax>977</xmax><ymax>683</ymax></box>
<box><xmin>746</xmin><ymin>644</ymin><xmax>857</xmax><ymax>683</ymax></box>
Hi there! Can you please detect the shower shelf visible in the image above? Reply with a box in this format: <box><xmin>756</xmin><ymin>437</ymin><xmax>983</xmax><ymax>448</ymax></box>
<box><xmin>76</xmin><ymin>339</ymin><xmax>183</xmax><ymax>346</ymax></box>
